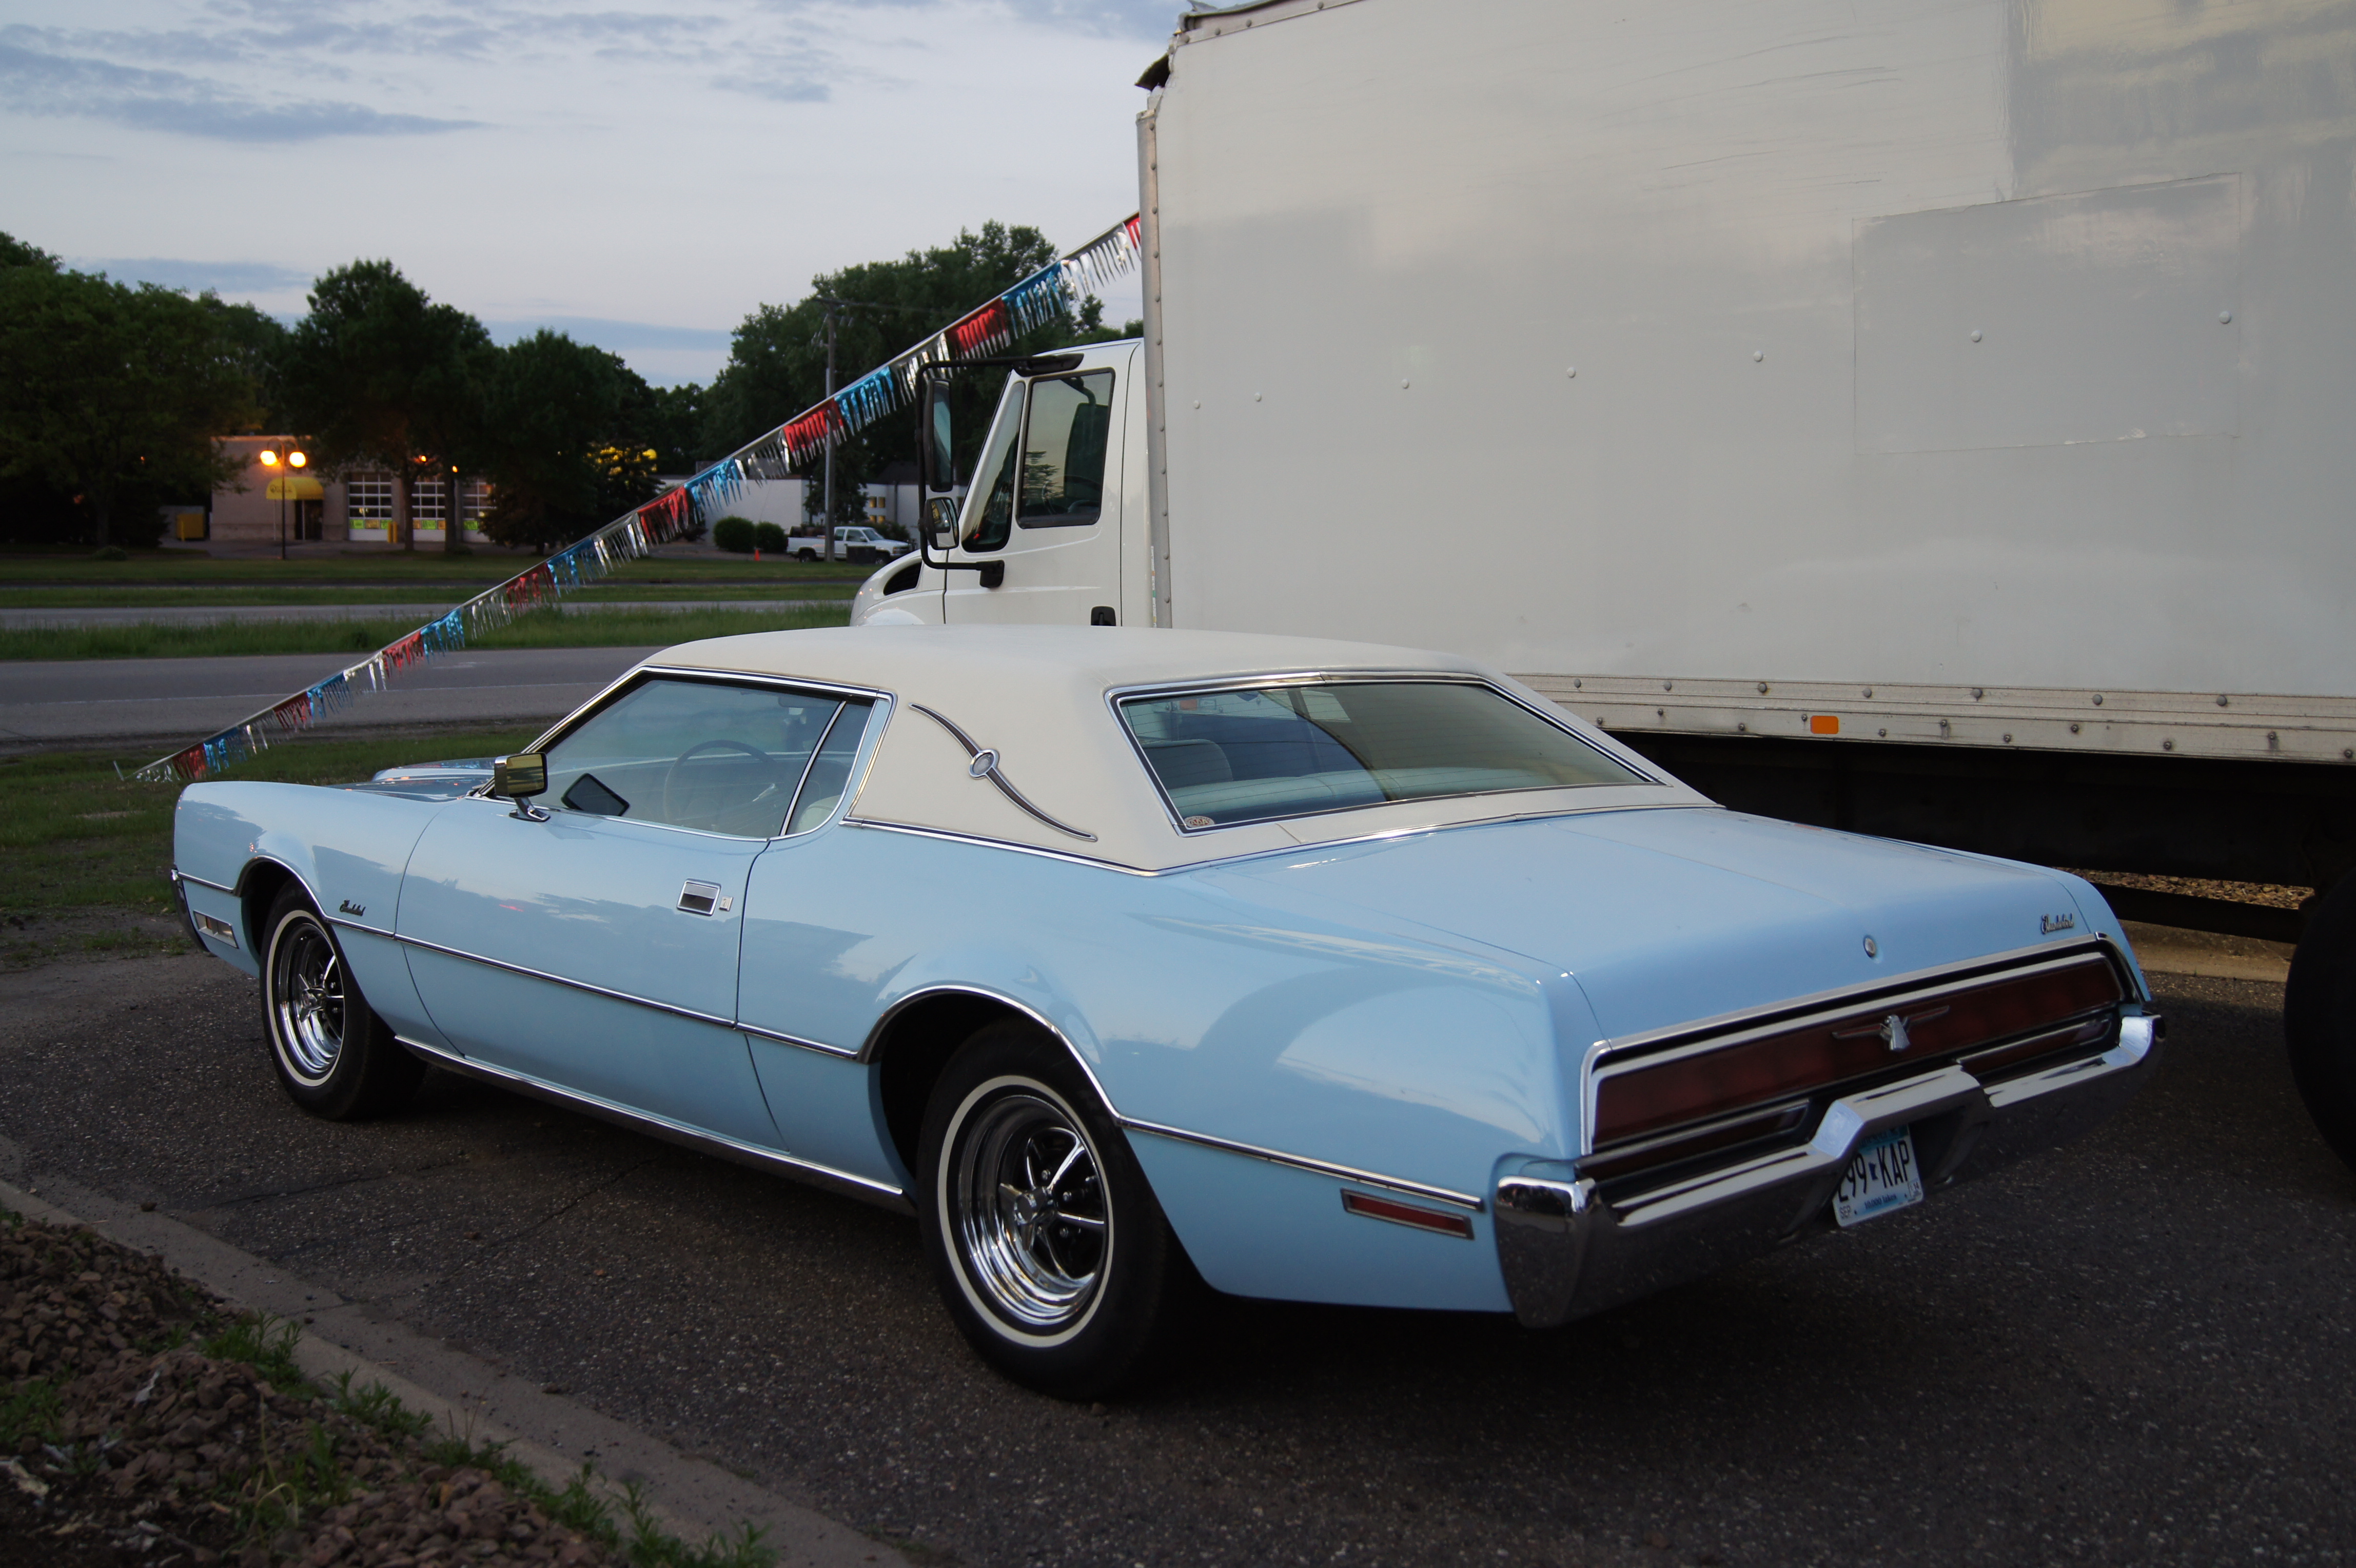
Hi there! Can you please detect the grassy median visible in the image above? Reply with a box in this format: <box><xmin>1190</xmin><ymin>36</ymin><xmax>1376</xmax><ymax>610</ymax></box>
<box><xmin>0</xmin><ymin>602</ymin><xmax>853</xmax><ymax>661</ymax></box>
<box><xmin>0</xmin><ymin>730</ymin><xmax>538</xmax><ymax>964</ymax></box>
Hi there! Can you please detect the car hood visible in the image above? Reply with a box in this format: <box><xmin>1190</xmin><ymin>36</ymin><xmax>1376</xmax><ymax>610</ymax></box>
<box><xmin>344</xmin><ymin>758</ymin><xmax>497</xmax><ymax>801</ymax></box>
<box><xmin>1199</xmin><ymin>806</ymin><xmax>2106</xmax><ymax>1042</ymax></box>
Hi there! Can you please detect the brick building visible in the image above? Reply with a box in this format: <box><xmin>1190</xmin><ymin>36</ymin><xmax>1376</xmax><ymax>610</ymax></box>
<box><xmin>207</xmin><ymin>437</ymin><xmax>488</xmax><ymax>547</ymax></box>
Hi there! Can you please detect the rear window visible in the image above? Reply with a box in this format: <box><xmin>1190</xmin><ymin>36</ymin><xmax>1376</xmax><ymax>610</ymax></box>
<box><xmin>1120</xmin><ymin>680</ymin><xmax>1646</xmax><ymax>829</ymax></box>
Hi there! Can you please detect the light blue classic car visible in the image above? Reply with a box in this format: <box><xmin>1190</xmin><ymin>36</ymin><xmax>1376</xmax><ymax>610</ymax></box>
<box><xmin>171</xmin><ymin>626</ymin><xmax>2162</xmax><ymax>1395</ymax></box>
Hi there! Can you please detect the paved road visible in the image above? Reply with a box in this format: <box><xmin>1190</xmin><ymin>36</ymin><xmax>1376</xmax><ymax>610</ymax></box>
<box><xmin>0</xmin><ymin>600</ymin><xmax>842</xmax><ymax>630</ymax></box>
<box><xmin>0</xmin><ymin>646</ymin><xmax>655</xmax><ymax>748</ymax></box>
<box><xmin>0</xmin><ymin>957</ymin><xmax>2344</xmax><ymax>1568</ymax></box>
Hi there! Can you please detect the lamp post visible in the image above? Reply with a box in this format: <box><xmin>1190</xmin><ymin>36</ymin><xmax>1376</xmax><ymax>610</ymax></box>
<box><xmin>256</xmin><ymin>442</ymin><xmax>308</xmax><ymax>561</ymax></box>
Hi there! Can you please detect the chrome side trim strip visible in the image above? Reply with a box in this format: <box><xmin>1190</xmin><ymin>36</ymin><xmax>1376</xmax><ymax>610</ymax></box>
<box><xmin>909</xmin><ymin>703</ymin><xmax>1099</xmax><ymax>842</ymax></box>
<box><xmin>1121</xmin><ymin>1118</ymin><xmax>1485</xmax><ymax>1212</ymax></box>
<box><xmin>395</xmin><ymin>1034</ymin><xmax>911</xmax><ymax>1212</ymax></box>
<box><xmin>325</xmin><ymin>915</ymin><xmax>397</xmax><ymax>940</ymax></box>
<box><xmin>176</xmin><ymin>869</ymin><xmax>238</xmax><ymax>896</ymax></box>
<box><xmin>392</xmin><ymin>932</ymin><xmax>740</xmax><ymax>1030</ymax></box>
<box><xmin>738</xmin><ymin>1019</ymin><xmax>859</xmax><ymax>1059</ymax></box>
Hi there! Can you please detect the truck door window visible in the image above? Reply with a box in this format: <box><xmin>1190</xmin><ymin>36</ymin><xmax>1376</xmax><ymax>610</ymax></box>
<box><xmin>960</xmin><ymin>378</ymin><xmax>1025</xmax><ymax>554</ymax></box>
<box><xmin>1017</xmin><ymin>371</ymin><xmax>1114</xmax><ymax>528</ymax></box>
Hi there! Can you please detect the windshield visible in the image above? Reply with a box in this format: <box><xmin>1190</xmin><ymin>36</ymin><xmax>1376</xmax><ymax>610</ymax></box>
<box><xmin>1120</xmin><ymin>680</ymin><xmax>1646</xmax><ymax>829</ymax></box>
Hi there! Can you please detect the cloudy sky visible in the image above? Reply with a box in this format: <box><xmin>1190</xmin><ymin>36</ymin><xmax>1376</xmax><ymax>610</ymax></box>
<box><xmin>2</xmin><ymin>0</ymin><xmax>1169</xmax><ymax>383</ymax></box>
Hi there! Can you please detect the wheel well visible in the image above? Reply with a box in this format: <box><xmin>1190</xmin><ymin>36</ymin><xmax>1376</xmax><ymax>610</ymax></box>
<box><xmin>239</xmin><ymin>861</ymin><xmax>300</xmax><ymax>956</ymax></box>
<box><xmin>872</xmin><ymin>992</ymin><xmax>1040</xmax><ymax>1174</ymax></box>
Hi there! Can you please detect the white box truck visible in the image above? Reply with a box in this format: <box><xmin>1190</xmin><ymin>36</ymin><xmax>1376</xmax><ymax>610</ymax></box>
<box><xmin>852</xmin><ymin>0</ymin><xmax>2356</xmax><ymax>1162</ymax></box>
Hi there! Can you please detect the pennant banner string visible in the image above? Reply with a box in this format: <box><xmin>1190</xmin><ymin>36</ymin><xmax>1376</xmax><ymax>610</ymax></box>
<box><xmin>133</xmin><ymin>214</ymin><xmax>1142</xmax><ymax>786</ymax></box>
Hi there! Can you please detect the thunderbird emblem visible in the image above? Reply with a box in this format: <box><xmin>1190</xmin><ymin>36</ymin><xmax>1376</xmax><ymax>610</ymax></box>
<box><xmin>1836</xmin><ymin>1003</ymin><xmax>1950</xmax><ymax>1054</ymax></box>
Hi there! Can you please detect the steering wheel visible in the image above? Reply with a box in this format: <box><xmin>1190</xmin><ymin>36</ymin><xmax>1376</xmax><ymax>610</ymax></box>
<box><xmin>662</xmin><ymin>738</ymin><xmax>782</xmax><ymax>832</ymax></box>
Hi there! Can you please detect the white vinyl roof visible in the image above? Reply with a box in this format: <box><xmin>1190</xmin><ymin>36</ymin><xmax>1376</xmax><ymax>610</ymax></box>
<box><xmin>645</xmin><ymin>624</ymin><xmax>1703</xmax><ymax>871</ymax></box>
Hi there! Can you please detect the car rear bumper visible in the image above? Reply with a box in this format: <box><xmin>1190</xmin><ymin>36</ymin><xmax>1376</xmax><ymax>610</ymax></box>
<box><xmin>1492</xmin><ymin>1012</ymin><xmax>2163</xmax><ymax>1327</ymax></box>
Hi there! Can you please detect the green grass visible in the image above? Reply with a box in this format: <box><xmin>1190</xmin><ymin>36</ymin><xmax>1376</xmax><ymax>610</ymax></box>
<box><xmin>0</xmin><ymin>550</ymin><xmax>877</xmax><ymax>587</ymax></box>
<box><xmin>0</xmin><ymin>602</ymin><xmax>852</xmax><ymax>661</ymax></box>
<box><xmin>0</xmin><ymin>728</ymin><xmax>539</xmax><ymax>917</ymax></box>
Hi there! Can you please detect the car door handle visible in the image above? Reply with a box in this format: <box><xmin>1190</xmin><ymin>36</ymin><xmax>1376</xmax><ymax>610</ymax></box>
<box><xmin>677</xmin><ymin>880</ymin><xmax>731</xmax><ymax>916</ymax></box>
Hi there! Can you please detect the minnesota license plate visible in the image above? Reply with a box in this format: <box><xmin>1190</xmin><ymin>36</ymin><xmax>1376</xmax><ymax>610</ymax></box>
<box><xmin>1833</xmin><ymin>1125</ymin><xmax>1925</xmax><ymax>1227</ymax></box>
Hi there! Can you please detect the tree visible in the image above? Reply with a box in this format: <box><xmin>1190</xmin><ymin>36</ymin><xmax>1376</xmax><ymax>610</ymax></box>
<box><xmin>0</xmin><ymin>268</ymin><xmax>256</xmax><ymax>547</ymax></box>
<box><xmin>472</xmin><ymin>330</ymin><xmax>663</xmax><ymax>552</ymax></box>
<box><xmin>644</xmin><ymin>382</ymin><xmax>705</xmax><ymax>473</ymax></box>
<box><xmin>200</xmin><ymin>298</ymin><xmax>291</xmax><ymax>433</ymax></box>
<box><xmin>278</xmin><ymin>261</ymin><xmax>492</xmax><ymax>553</ymax></box>
<box><xmin>701</xmin><ymin>222</ymin><xmax>1117</xmax><ymax>526</ymax></box>
<box><xmin>1</xmin><ymin>231</ymin><xmax>59</xmax><ymax>272</ymax></box>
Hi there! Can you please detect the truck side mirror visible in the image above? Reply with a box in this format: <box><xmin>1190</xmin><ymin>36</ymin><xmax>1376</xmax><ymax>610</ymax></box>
<box><xmin>927</xmin><ymin>495</ymin><xmax>959</xmax><ymax>548</ymax></box>
<box><xmin>920</xmin><ymin>378</ymin><xmax>954</xmax><ymax>492</ymax></box>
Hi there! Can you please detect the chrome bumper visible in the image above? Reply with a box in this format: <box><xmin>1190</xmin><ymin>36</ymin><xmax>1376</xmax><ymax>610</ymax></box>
<box><xmin>1494</xmin><ymin>1013</ymin><xmax>2163</xmax><ymax>1328</ymax></box>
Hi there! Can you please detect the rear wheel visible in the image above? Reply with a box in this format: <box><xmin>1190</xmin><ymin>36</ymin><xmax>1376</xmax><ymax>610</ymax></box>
<box><xmin>261</xmin><ymin>885</ymin><xmax>423</xmax><ymax>1120</ymax></box>
<box><xmin>917</xmin><ymin>1020</ymin><xmax>1195</xmax><ymax>1397</ymax></box>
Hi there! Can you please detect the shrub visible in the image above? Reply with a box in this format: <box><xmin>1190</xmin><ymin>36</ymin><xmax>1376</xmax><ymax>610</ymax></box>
<box><xmin>711</xmin><ymin>516</ymin><xmax>756</xmax><ymax>553</ymax></box>
<box><xmin>753</xmin><ymin>521</ymin><xmax>787</xmax><ymax>553</ymax></box>
<box><xmin>90</xmin><ymin>544</ymin><xmax>129</xmax><ymax>561</ymax></box>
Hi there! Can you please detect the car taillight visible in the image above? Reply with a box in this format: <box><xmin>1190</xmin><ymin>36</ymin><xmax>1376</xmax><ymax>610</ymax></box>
<box><xmin>1591</xmin><ymin>956</ymin><xmax>2124</xmax><ymax>1150</ymax></box>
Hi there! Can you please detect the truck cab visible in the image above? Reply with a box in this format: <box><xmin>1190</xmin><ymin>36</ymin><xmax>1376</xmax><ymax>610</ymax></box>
<box><xmin>851</xmin><ymin>340</ymin><xmax>1149</xmax><ymax>629</ymax></box>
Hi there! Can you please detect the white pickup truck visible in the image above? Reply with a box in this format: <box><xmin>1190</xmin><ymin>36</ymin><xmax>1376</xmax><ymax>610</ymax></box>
<box><xmin>788</xmin><ymin>525</ymin><xmax>910</xmax><ymax>565</ymax></box>
<box><xmin>852</xmin><ymin>0</ymin><xmax>2356</xmax><ymax>1167</ymax></box>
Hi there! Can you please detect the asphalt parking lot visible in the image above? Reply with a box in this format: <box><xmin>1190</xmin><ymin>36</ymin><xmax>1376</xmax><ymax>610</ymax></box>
<box><xmin>1</xmin><ymin>957</ymin><xmax>2347</xmax><ymax>1568</ymax></box>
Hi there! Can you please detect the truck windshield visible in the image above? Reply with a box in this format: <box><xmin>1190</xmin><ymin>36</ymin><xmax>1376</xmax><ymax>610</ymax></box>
<box><xmin>1120</xmin><ymin>680</ymin><xmax>1646</xmax><ymax>829</ymax></box>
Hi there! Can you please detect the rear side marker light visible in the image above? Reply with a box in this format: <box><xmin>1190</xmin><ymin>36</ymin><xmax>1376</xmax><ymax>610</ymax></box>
<box><xmin>193</xmin><ymin>912</ymin><xmax>237</xmax><ymax>947</ymax></box>
<box><xmin>1810</xmin><ymin>715</ymin><xmax>1841</xmax><ymax>735</ymax></box>
<box><xmin>1341</xmin><ymin>1190</ymin><xmax>1475</xmax><ymax>1239</ymax></box>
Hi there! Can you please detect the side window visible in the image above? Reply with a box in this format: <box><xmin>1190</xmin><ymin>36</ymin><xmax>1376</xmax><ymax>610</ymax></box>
<box><xmin>784</xmin><ymin>700</ymin><xmax>876</xmax><ymax>834</ymax></box>
<box><xmin>1017</xmin><ymin>371</ymin><xmax>1114</xmax><ymax>527</ymax></box>
<box><xmin>960</xmin><ymin>378</ymin><xmax>1026</xmax><ymax>555</ymax></box>
<box><xmin>542</xmin><ymin>678</ymin><xmax>845</xmax><ymax>838</ymax></box>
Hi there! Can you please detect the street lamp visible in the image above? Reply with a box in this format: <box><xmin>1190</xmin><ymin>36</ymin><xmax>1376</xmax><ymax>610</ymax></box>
<box><xmin>257</xmin><ymin>443</ymin><xmax>307</xmax><ymax>560</ymax></box>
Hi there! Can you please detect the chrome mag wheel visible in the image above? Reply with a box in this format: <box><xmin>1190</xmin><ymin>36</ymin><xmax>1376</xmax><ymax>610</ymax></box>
<box><xmin>947</xmin><ymin>1084</ymin><xmax>1112</xmax><ymax>1337</ymax></box>
<box><xmin>270</xmin><ymin>914</ymin><xmax>346</xmax><ymax>1084</ymax></box>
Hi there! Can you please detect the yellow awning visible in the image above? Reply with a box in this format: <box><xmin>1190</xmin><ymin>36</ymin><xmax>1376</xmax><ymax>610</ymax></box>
<box><xmin>265</xmin><ymin>476</ymin><xmax>324</xmax><ymax>501</ymax></box>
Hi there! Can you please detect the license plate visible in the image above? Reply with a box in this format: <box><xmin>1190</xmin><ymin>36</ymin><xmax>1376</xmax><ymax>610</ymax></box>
<box><xmin>1833</xmin><ymin>1125</ymin><xmax>1925</xmax><ymax>1227</ymax></box>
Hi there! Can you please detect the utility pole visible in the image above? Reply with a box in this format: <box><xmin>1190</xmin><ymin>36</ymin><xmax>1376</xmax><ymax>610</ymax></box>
<box><xmin>822</xmin><ymin>299</ymin><xmax>838</xmax><ymax>563</ymax></box>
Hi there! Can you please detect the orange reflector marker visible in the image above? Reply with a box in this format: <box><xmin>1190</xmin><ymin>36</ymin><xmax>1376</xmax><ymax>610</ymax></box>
<box><xmin>1810</xmin><ymin>714</ymin><xmax>1841</xmax><ymax>735</ymax></box>
<box><xmin>1340</xmin><ymin>1190</ymin><xmax>1475</xmax><ymax>1239</ymax></box>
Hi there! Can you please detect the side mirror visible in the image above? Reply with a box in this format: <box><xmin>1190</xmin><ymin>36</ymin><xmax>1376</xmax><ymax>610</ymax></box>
<box><xmin>919</xmin><ymin>377</ymin><xmax>954</xmax><ymax>492</ymax></box>
<box><xmin>927</xmin><ymin>495</ymin><xmax>959</xmax><ymax>549</ymax></box>
<box><xmin>493</xmin><ymin>753</ymin><xmax>547</xmax><ymax>800</ymax></box>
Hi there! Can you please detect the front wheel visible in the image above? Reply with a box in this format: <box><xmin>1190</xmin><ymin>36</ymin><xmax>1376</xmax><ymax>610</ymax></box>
<box><xmin>917</xmin><ymin>1021</ymin><xmax>1196</xmax><ymax>1397</ymax></box>
<box><xmin>261</xmin><ymin>886</ymin><xmax>423</xmax><ymax>1120</ymax></box>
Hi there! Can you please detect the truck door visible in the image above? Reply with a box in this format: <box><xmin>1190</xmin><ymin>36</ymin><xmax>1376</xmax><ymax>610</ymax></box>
<box><xmin>943</xmin><ymin>347</ymin><xmax>1129</xmax><ymax>626</ymax></box>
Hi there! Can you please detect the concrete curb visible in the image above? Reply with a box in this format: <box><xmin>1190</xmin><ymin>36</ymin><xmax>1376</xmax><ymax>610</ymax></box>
<box><xmin>0</xmin><ymin>1162</ymin><xmax>906</xmax><ymax>1568</ymax></box>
